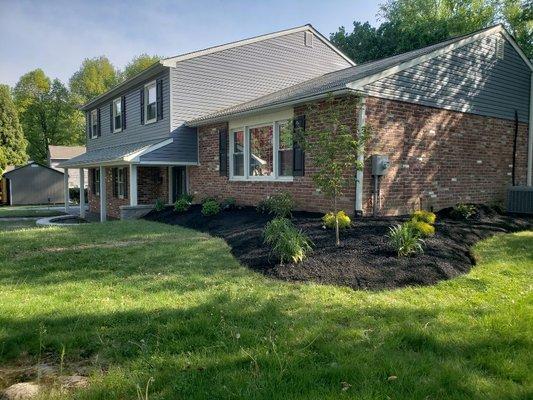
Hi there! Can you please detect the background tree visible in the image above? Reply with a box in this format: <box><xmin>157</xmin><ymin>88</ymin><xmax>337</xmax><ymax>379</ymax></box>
<box><xmin>301</xmin><ymin>95</ymin><xmax>370</xmax><ymax>246</ymax></box>
<box><xmin>69</xmin><ymin>56</ymin><xmax>119</xmax><ymax>104</ymax></box>
<box><xmin>331</xmin><ymin>0</ymin><xmax>531</xmax><ymax>64</ymax></box>
<box><xmin>13</xmin><ymin>70</ymin><xmax>82</xmax><ymax>164</ymax></box>
<box><xmin>0</xmin><ymin>85</ymin><xmax>27</xmax><ymax>174</ymax></box>
<box><xmin>121</xmin><ymin>54</ymin><xmax>161</xmax><ymax>81</ymax></box>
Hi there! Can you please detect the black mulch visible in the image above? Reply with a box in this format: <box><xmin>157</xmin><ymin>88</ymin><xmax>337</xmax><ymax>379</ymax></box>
<box><xmin>144</xmin><ymin>205</ymin><xmax>532</xmax><ymax>291</ymax></box>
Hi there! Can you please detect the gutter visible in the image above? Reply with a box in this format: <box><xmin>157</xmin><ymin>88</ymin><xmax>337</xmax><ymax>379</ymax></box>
<box><xmin>527</xmin><ymin>72</ymin><xmax>533</xmax><ymax>186</ymax></box>
<box><xmin>355</xmin><ymin>96</ymin><xmax>366</xmax><ymax>216</ymax></box>
<box><xmin>187</xmin><ymin>88</ymin><xmax>361</xmax><ymax>127</ymax></box>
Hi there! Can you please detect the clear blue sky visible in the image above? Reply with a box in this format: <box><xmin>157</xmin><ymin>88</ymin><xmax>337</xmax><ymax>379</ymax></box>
<box><xmin>0</xmin><ymin>0</ymin><xmax>382</xmax><ymax>87</ymax></box>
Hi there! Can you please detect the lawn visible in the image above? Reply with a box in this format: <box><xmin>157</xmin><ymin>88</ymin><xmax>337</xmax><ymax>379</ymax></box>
<box><xmin>0</xmin><ymin>206</ymin><xmax>65</xmax><ymax>218</ymax></box>
<box><xmin>0</xmin><ymin>220</ymin><xmax>531</xmax><ymax>399</ymax></box>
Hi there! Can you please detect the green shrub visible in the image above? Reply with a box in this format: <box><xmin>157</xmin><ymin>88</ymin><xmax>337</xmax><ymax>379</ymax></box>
<box><xmin>264</xmin><ymin>217</ymin><xmax>313</xmax><ymax>264</ymax></box>
<box><xmin>174</xmin><ymin>198</ymin><xmax>191</xmax><ymax>213</ymax></box>
<box><xmin>411</xmin><ymin>210</ymin><xmax>436</xmax><ymax>225</ymax></box>
<box><xmin>406</xmin><ymin>220</ymin><xmax>435</xmax><ymax>237</ymax></box>
<box><xmin>222</xmin><ymin>197</ymin><xmax>236</xmax><ymax>210</ymax></box>
<box><xmin>154</xmin><ymin>198</ymin><xmax>165</xmax><ymax>212</ymax></box>
<box><xmin>387</xmin><ymin>223</ymin><xmax>425</xmax><ymax>257</ymax></box>
<box><xmin>322</xmin><ymin>211</ymin><xmax>351</xmax><ymax>229</ymax></box>
<box><xmin>201</xmin><ymin>199</ymin><xmax>220</xmax><ymax>216</ymax></box>
<box><xmin>257</xmin><ymin>192</ymin><xmax>294</xmax><ymax>218</ymax></box>
<box><xmin>452</xmin><ymin>203</ymin><xmax>476</xmax><ymax>219</ymax></box>
<box><xmin>180</xmin><ymin>194</ymin><xmax>194</xmax><ymax>203</ymax></box>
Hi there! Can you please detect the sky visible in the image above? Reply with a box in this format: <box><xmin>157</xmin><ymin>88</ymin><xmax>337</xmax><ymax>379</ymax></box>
<box><xmin>0</xmin><ymin>0</ymin><xmax>382</xmax><ymax>87</ymax></box>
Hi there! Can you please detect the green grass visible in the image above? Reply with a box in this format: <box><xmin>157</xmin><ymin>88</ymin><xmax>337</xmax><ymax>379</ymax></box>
<box><xmin>0</xmin><ymin>220</ymin><xmax>531</xmax><ymax>399</ymax></box>
<box><xmin>0</xmin><ymin>206</ymin><xmax>65</xmax><ymax>218</ymax></box>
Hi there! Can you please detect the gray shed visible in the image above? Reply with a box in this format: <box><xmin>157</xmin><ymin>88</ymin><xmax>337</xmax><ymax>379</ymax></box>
<box><xmin>2</xmin><ymin>162</ymin><xmax>64</xmax><ymax>205</ymax></box>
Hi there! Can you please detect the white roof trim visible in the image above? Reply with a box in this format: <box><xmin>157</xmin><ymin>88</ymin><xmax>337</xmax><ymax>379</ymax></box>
<box><xmin>348</xmin><ymin>25</ymin><xmax>532</xmax><ymax>90</ymax></box>
<box><xmin>125</xmin><ymin>138</ymin><xmax>174</xmax><ymax>162</ymax></box>
<box><xmin>500</xmin><ymin>29</ymin><xmax>533</xmax><ymax>71</ymax></box>
<box><xmin>162</xmin><ymin>24</ymin><xmax>355</xmax><ymax>67</ymax></box>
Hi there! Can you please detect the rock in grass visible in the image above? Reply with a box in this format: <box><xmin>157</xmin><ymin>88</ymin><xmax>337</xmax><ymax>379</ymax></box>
<box><xmin>2</xmin><ymin>382</ymin><xmax>40</xmax><ymax>399</ymax></box>
<box><xmin>59</xmin><ymin>375</ymin><xmax>89</xmax><ymax>389</ymax></box>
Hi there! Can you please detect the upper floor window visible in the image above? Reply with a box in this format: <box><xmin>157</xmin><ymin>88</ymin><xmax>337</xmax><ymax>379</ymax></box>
<box><xmin>90</xmin><ymin>109</ymin><xmax>98</xmax><ymax>139</ymax></box>
<box><xmin>229</xmin><ymin>120</ymin><xmax>293</xmax><ymax>181</ymax></box>
<box><xmin>113</xmin><ymin>98</ymin><xmax>122</xmax><ymax>132</ymax></box>
<box><xmin>145</xmin><ymin>82</ymin><xmax>157</xmax><ymax>124</ymax></box>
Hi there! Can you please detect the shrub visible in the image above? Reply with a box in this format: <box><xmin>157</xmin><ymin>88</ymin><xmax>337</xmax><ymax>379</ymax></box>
<box><xmin>452</xmin><ymin>203</ymin><xmax>476</xmax><ymax>219</ymax></box>
<box><xmin>68</xmin><ymin>187</ymin><xmax>88</xmax><ymax>204</ymax></box>
<box><xmin>387</xmin><ymin>223</ymin><xmax>425</xmax><ymax>257</ymax></box>
<box><xmin>411</xmin><ymin>210</ymin><xmax>436</xmax><ymax>225</ymax></box>
<box><xmin>257</xmin><ymin>192</ymin><xmax>294</xmax><ymax>218</ymax></box>
<box><xmin>180</xmin><ymin>194</ymin><xmax>194</xmax><ymax>203</ymax></box>
<box><xmin>264</xmin><ymin>217</ymin><xmax>313</xmax><ymax>264</ymax></box>
<box><xmin>406</xmin><ymin>220</ymin><xmax>435</xmax><ymax>237</ymax></box>
<box><xmin>174</xmin><ymin>198</ymin><xmax>191</xmax><ymax>213</ymax></box>
<box><xmin>201</xmin><ymin>199</ymin><xmax>220</xmax><ymax>216</ymax></box>
<box><xmin>154</xmin><ymin>198</ymin><xmax>165</xmax><ymax>212</ymax></box>
<box><xmin>322</xmin><ymin>211</ymin><xmax>351</xmax><ymax>229</ymax></box>
<box><xmin>222</xmin><ymin>197</ymin><xmax>236</xmax><ymax>210</ymax></box>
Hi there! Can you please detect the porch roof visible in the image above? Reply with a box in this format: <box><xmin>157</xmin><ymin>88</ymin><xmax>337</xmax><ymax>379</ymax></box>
<box><xmin>57</xmin><ymin>139</ymin><xmax>173</xmax><ymax>168</ymax></box>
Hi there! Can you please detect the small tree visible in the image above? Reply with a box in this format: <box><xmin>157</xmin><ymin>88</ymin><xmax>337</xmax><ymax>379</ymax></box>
<box><xmin>299</xmin><ymin>94</ymin><xmax>370</xmax><ymax>246</ymax></box>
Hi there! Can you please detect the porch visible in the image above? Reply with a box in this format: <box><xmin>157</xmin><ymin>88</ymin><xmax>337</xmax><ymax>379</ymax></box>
<box><xmin>62</xmin><ymin>164</ymin><xmax>188</xmax><ymax>221</ymax></box>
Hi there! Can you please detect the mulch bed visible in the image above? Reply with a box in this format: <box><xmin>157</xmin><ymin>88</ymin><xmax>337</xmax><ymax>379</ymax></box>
<box><xmin>144</xmin><ymin>205</ymin><xmax>532</xmax><ymax>290</ymax></box>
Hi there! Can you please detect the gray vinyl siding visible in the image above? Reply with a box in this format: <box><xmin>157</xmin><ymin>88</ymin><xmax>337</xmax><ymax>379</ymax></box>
<box><xmin>169</xmin><ymin>30</ymin><xmax>352</xmax><ymax>133</ymax></box>
<box><xmin>140</xmin><ymin>127</ymin><xmax>198</xmax><ymax>163</ymax></box>
<box><xmin>87</xmin><ymin>70</ymin><xmax>171</xmax><ymax>152</ymax></box>
<box><xmin>6</xmin><ymin>164</ymin><xmax>64</xmax><ymax>205</ymax></box>
<box><xmin>366</xmin><ymin>33</ymin><xmax>531</xmax><ymax>123</ymax></box>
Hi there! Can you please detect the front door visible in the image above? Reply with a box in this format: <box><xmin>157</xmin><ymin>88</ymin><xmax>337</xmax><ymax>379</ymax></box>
<box><xmin>171</xmin><ymin>166</ymin><xmax>187</xmax><ymax>202</ymax></box>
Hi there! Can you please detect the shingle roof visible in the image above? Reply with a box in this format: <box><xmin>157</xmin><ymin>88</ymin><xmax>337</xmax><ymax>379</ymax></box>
<box><xmin>187</xmin><ymin>25</ymin><xmax>502</xmax><ymax>126</ymax></box>
<box><xmin>57</xmin><ymin>140</ymin><xmax>165</xmax><ymax>168</ymax></box>
<box><xmin>49</xmin><ymin>145</ymin><xmax>86</xmax><ymax>160</ymax></box>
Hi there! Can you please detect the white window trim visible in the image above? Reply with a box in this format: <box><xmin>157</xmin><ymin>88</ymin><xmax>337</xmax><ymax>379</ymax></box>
<box><xmin>113</xmin><ymin>97</ymin><xmax>122</xmax><ymax>133</ymax></box>
<box><xmin>90</xmin><ymin>109</ymin><xmax>98</xmax><ymax>139</ymax></box>
<box><xmin>117</xmin><ymin>168</ymin><xmax>125</xmax><ymax>199</ymax></box>
<box><xmin>144</xmin><ymin>81</ymin><xmax>157</xmax><ymax>125</ymax></box>
<box><xmin>94</xmin><ymin>169</ymin><xmax>100</xmax><ymax>195</ymax></box>
<box><xmin>228</xmin><ymin>120</ymin><xmax>293</xmax><ymax>183</ymax></box>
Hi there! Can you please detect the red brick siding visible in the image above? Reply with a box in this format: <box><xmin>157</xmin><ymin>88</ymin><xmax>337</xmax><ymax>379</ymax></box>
<box><xmin>87</xmin><ymin>166</ymin><xmax>169</xmax><ymax>219</ymax></box>
<box><xmin>190</xmin><ymin>95</ymin><xmax>529</xmax><ymax>216</ymax></box>
<box><xmin>188</xmin><ymin>95</ymin><xmax>361</xmax><ymax>213</ymax></box>
<box><xmin>363</xmin><ymin>97</ymin><xmax>529</xmax><ymax>215</ymax></box>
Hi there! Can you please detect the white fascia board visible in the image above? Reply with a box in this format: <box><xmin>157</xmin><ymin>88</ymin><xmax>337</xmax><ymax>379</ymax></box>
<box><xmin>500</xmin><ymin>30</ymin><xmax>533</xmax><ymax>71</ymax></box>
<box><xmin>162</xmin><ymin>25</ymin><xmax>355</xmax><ymax>67</ymax></box>
<box><xmin>347</xmin><ymin>25</ymin><xmax>503</xmax><ymax>91</ymax></box>
<box><xmin>124</xmin><ymin>138</ymin><xmax>174</xmax><ymax>162</ymax></box>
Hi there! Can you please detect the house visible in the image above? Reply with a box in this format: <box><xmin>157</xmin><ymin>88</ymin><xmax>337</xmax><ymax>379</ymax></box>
<box><xmin>60</xmin><ymin>24</ymin><xmax>532</xmax><ymax>220</ymax></box>
<box><xmin>1</xmin><ymin>162</ymin><xmax>64</xmax><ymax>205</ymax></box>
<box><xmin>48</xmin><ymin>145</ymin><xmax>87</xmax><ymax>188</ymax></box>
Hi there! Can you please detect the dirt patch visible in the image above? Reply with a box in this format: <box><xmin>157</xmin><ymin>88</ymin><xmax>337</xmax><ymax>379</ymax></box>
<box><xmin>144</xmin><ymin>205</ymin><xmax>532</xmax><ymax>291</ymax></box>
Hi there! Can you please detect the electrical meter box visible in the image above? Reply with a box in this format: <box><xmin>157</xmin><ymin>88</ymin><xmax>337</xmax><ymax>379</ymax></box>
<box><xmin>371</xmin><ymin>155</ymin><xmax>390</xmax><ymax>175</ymax></box>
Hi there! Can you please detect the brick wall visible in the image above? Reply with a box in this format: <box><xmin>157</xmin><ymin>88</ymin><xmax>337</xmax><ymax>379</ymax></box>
<box><xmin>363</xmin><ymin>97</ymin><xmax>529</xmax><ymax>215</ymax></box>
<box><xmin>88</xmin><ymin>166</ymin><xmax>169</xmax><ymax>219</ymax></box>
<box><xmin>189</xmin><ymin>95</ymin><xmax>529</xmax><ymax>216</ymax></box>
<box><xmin>188</xmin><ymin>95</ymin><xmax>361</xmax><ymax>213</ymax></box>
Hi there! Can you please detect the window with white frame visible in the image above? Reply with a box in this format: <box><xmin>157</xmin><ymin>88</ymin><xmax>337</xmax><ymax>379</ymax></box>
<box><xmin>145</xmin><ymin>82</ymin><xmax>157</xmax><ymax>123</ymax></box>
<box><xmin>229</xmin><ymin>120</ymin><xmax>293</xmax><ymax>181</ymax></box>
<box><xmin>113</xmin><ymin>98</ymin><xmax>122</xmax><ymax>132</ymax></box>
<box><xmin>117</xmin><ymin>168</ymin><xmax>125</xmax><ymax>198</ymax></box>
<box><xmin>93</xmin><ymin>168</ymin><xmax>100</xmax><ymax>195</ymax></box>
<box><xmin>90</xmin><ymin>109</ymin><xmax>98</xmax><ymax>138</ymax></box>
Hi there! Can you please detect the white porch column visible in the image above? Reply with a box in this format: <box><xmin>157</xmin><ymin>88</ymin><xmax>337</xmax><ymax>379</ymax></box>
<box><xmin>129</xmin><ymin>164</ymin><xmax>138</xmax><ymax>206</ymax></box>
<box><xmin>79</xmin><ymin>168</ymin><xmax>85</xmax><ymax>218</ymax></box>
<box><xmin>99</xmin><ymin>166</ymin><xmax>106</xmax><ymax>222</ymax></box>
<box><xmin>63</xmin><ymin>168</ymin><xmax>69</xmax><ymax>213</ymax></box>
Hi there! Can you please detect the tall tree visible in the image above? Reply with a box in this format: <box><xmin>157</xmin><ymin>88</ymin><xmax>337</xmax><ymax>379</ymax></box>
<box><xmin>13</xmin><ymin>70</ymin><xmax>82</xmax><ymax>164</ymax></box>
<box><xmin>122</xmin><ymin>54</ymin><xmax>161</xmax><ymax>81</ymax></box>
<box><xmin>331</xmin><ymin>0</ymin><xmax>531</xmax><ymax>64</ymax></box>
<box><xmin>0</xmin><ymin>85</ymin><xmax>27</xmax><ymax>174</ymax></box>
<box><xmin>69</xmin><ymin>56</ymin><xmax>119</xmax><ymax>104</ymax></box>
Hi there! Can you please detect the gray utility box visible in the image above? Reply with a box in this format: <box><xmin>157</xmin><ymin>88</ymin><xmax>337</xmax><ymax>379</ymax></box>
<box><xmin>371</xmin><ymin>155</ymin><xmax>390</xmax><ymax>176</ymax></box>
<box><xmin>507</xmin><ymin>186</ymin><xmax>533</xmax><ymax>214</ymax></box>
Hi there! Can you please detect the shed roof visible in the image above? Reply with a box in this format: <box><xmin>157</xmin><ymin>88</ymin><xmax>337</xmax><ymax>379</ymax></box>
<box><xmin>3</xmin><ymin>162</ymin><xmax>64</xmax><ymax>178</ymax></box>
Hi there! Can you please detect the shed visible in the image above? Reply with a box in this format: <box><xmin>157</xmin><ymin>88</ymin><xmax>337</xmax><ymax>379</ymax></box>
<box><xmin>2</xmin><ymin>162</ymin><xmax>64</xmax><ymax>205</ymax></box>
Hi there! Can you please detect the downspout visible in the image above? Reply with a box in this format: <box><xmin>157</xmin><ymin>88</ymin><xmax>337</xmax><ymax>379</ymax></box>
<box><xmin>527</xmin><ymin>72</ymin><xmax>533</xmax><ymax>186</ymax></box>
<box><xmin>355</xmin><ymin>95</ymin><xmax>366</xmax><ymax>216</ymax></box>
